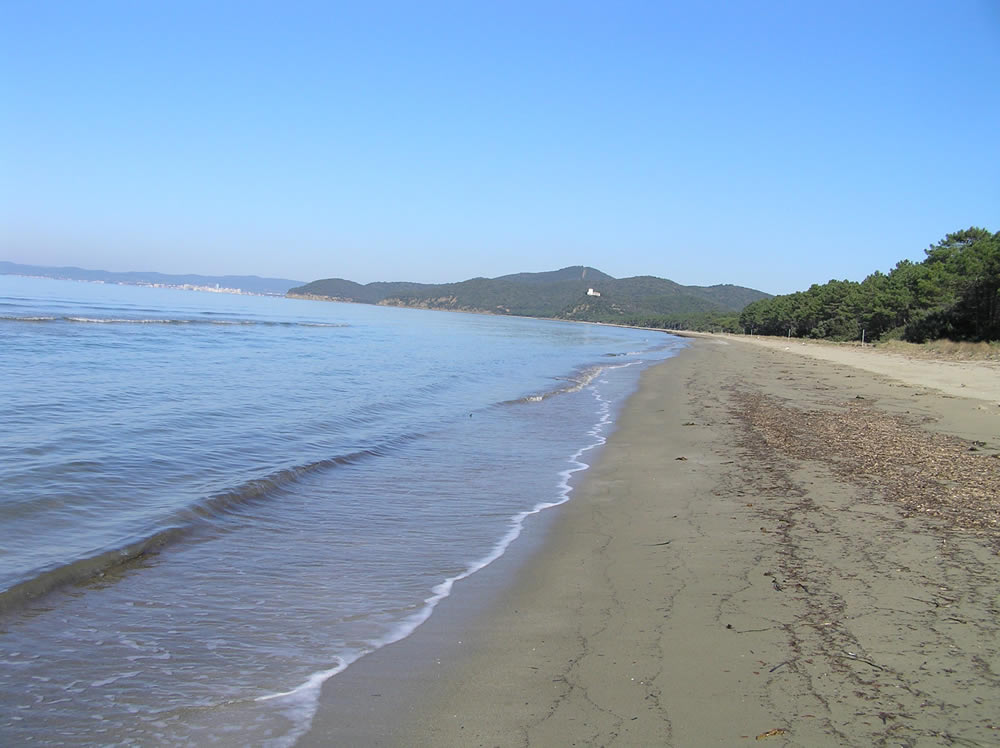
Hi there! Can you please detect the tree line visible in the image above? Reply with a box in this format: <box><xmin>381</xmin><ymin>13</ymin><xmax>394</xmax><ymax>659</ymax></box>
<box><xmin>738</xmin><ymin>228</ymin><xmax>999</xmax><ymax>343</ymax></box>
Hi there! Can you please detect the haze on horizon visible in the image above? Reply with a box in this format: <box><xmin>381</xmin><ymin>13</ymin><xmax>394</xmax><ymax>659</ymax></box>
<box><xmin>2</xmin><ymin>2</ymin><xmax>998</xmax><ymax>296</ymax></box>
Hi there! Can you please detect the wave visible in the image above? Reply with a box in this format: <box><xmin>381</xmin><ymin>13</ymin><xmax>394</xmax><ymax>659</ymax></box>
<box><xmin>253</xmin><ymin>384</ymin><xmax>618</xmax><ymax>748</ymax></box>
<box><xmin>173</xmin><ymin>436</ymin><xmax>419</xmax><ymax>524</ymax></box>
<box><xmin>0</xmin><ymin>436</ymin><xmax>419</xmax><ymax>615</ymax></box>
<box><xmin>0</xmin><ymin>314</ymin><xmax>349</xmax><ymax>328</ymax></box>
<box><xmin>501</xmin><ymin>365</ymin><xmax>605</xmax><ymax>405</ymax></box>
<box><xmin>503</xmin><ymin>360</ymin><xmax>640</xmax><ymax>405</ymax></box>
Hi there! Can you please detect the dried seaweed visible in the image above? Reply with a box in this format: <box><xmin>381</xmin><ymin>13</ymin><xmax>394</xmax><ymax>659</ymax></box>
<box><xmin>732</xmin><ymin>391</ymin><xmax>1000</xmax><ymax>546</ymax></box>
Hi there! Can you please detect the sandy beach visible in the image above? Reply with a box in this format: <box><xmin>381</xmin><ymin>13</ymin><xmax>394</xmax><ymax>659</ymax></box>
<box><xmin>302</xmin><ymin>336</ymin><xmax>999</xmax><ymax>747</ymax></box>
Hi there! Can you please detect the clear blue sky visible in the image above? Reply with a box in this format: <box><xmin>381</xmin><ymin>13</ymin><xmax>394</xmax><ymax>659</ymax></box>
<box><xmin>2</xmin><ymin>1</ymin><xmax>998</xmax><ymax>294</ymax></box>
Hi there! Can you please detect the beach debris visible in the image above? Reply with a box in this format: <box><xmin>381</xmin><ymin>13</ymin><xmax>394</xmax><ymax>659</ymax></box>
<box><xmin>675</xmin><ymin>456</ymin><xmax>688</xmax><ymax>461</ymax></box>
<box><xmin>904</xmin><ymin>595</ymin><xmax>947</xmax><ymax>608</ymax></box>
<box><xmin>756</xmin><ymin>728</ymin><xmax>787</xmax><ymax>740</ymax></box>
<box><xmin>839</xmin><ymin>651</ymin><xmax>885</xmax><ymax>671</ymax></box>
<box><xmin>769</xmin><ymin>661</ymin><xmax>790</xmax><ymax>672</ymax></box>
<box><xmin>682</xmin><ymin>421</ymin><xmax>696</xmax><ymax>426</ymax></box>
<box><xmin>732</xmin><ymin>390</ymin><xmax>1000</xmax><ymax>543</ymax></box>
<box><xmin>771</xmin><ymin>578</ymin><xmax>783</xmax><ymax>591</ymax></box>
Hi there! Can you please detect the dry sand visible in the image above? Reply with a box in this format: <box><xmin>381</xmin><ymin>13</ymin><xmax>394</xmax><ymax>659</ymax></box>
<box><xmin>302</xmin><ymin>337</ymin><xmax>999</xmax><ymax>747</ymax></box>
<box><xmin>714</xmin><ymin>333</ymin><xmax>1000</xmax><ymax>404</ymax></box>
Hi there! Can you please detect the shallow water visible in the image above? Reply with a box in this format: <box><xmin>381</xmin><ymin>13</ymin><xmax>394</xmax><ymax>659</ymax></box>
<box><xmin>0</xmin><ymin>275</ymin><xmax>683</xmax><ymax>745</ymax></box>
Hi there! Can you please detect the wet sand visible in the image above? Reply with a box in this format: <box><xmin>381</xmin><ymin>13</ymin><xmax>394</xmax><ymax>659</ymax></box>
<box><xmin>301</xmin><ymin>337</ymin><xmax>1000</xmax><ymax>747</ymax></box>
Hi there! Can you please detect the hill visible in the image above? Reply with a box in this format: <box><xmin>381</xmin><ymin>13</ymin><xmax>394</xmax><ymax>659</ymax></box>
<box><xmin>289</xmin><ymin>266</ymin><xmax>770</xmax><ymax>325</ymax></box>
<box><xmin>0</xmin><ymin>261</ymin><xmax>303</xmax><ymax>296</ymax></box>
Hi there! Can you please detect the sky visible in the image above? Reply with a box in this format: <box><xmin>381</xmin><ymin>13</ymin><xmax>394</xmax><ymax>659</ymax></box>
<box><xmin>2</xmin><ymin>1</ymin><xmax>998</xmax><ymax>294</ymax></box>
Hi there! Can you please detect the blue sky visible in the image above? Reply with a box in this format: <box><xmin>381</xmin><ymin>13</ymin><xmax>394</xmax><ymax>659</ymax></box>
<box><xmin>2</xmin><ymin>1</ymin><xmax>998</xmax><ymax>294</ymax></box>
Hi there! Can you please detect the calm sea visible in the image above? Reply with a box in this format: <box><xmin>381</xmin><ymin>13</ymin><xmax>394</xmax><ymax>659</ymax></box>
<box><xmin>0</xmin><ymin>275</ymin><xmax>684</xmax><ymax>746</ymax></box>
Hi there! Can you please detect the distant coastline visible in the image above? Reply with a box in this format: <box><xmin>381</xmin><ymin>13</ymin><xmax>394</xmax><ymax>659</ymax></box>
<box><xmin>0</xmin><ymin>261</ymin><xmax>303</xmax><ymax>297</ymax></box>
<box><xmin>10</xmin><ymin>274</ymin><xmax>258</xmax><ymax>296</ymax></box>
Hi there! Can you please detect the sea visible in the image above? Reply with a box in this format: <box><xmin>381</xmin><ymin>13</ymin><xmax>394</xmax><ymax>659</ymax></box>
<box><xmin>0</xmin><ymin>274</ymin><xmax>684</xmax><ymax>746</ymax></box>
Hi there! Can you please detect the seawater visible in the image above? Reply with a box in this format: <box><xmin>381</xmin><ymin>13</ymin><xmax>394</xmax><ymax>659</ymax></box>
<box><xmin>0</xmin><ymin>275</ymin><xmax>684</xmax><ymax>746</ymax></box>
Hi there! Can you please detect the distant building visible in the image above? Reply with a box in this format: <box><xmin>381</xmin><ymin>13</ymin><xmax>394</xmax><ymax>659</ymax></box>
<box><xmin>587</xmin><ymin>288</ymin><xmax>601</xmax><ymax>297</ymax></box>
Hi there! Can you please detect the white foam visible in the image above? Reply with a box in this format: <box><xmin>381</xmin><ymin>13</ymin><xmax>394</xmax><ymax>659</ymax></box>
<box><xmin>251</xmin><ymin>657</ymin><xmax>354</xmax><ymax>748</ymax></box>
<box><xmin>513</xmin><ymin>364</ymin><xmax>607</xmax><ymax>404</ymax></box>
<box><xmin>253</xmin><ymin>369</ymin><xmax>628</xmax><ymax>746</ymax></box>
<box><xmin>65</xmin><ymin>317</ymin><xmax>169</xmax><ymax>324</ymax></box>
<box><xmin>90</xmin><ymin>671</ymin><xmax>140</xmax><ymax>688</ymax></box>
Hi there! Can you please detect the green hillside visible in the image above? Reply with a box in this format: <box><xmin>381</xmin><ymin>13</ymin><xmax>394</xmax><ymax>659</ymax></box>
<box><xmin>288</xmin><ymin>266</ymin><xmax>770</xmax><ymax>325</ymax></box>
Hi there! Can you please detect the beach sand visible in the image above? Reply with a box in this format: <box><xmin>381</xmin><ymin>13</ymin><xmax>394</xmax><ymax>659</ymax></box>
<box><xmin>301</xmin><ymin>337</ymin><xmax>999</xmax><ymax>747</ymax></box>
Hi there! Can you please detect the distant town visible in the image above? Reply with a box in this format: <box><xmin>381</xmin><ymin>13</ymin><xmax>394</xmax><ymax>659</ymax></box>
<box><xmin>0</xmin><ymin>261</ymin><xmax>302</xmax><ymax>296</ymax></box>
<box><xmin>87</xmin><ymin>279</ymin><xmax>252</xmax><ymax>295</ymax></box>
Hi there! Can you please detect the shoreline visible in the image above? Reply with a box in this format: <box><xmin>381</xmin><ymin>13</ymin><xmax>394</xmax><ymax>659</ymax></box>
<box><xmin>301</xmin><ymin>337</ymin><xmax>999</xmax><ymax>746</ymax></box>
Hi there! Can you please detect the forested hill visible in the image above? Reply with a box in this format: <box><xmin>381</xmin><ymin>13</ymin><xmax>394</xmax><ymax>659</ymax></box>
<box><xmin>739</xmin><ymin>228</ymin><xmax>999</xmax><ymax>343</ymax></box>
<box><xmin>287</xmin><ymin>266</ymin><xmax>770</xmax><ymax>323</ymax></box>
